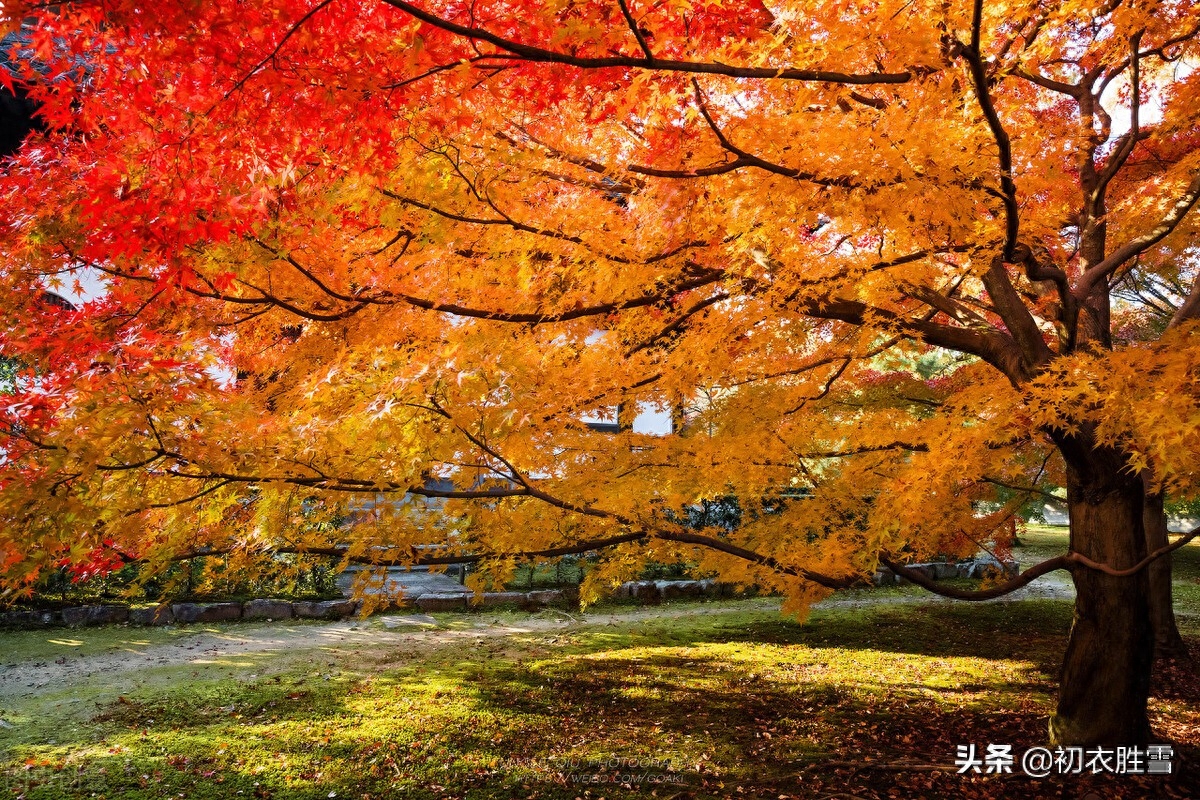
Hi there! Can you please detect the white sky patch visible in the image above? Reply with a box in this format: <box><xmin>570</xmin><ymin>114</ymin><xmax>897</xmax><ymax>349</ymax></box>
<box><xmin>632</xmin><ymin>402</ymin><xmax>672</xmax><ymax>435</ymax></box>
<box><xmin>45</xmin><ymin>264</ymin><xmax>106</xmax><ymax>306</ymax></box>
<box><xmin>1100</xmin><ymin>58</ymin><xmax>1195</xmax><ymax>141</ymax></box>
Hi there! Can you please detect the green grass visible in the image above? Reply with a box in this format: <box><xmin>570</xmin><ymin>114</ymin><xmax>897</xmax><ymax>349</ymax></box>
<box><xmin>5</xmin><ymin>534</ymin><xmax>1200</xmax><ymax>799</ymax></box>
<box><xmin>1013</xmin><ymin>524</ymin><xmax>1071</xmax><ymax>567</ymax></box>
<box><xmin>5</xmin><ymin>597</ymin><xmax>1194</xmax><ymax>799</ymax></box>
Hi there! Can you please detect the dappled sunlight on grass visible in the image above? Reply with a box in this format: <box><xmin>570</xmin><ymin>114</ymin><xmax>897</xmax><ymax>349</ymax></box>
<box><xmin>2</xmin><ymin>599</ymin><xmax>1197</xmax><ymax>799</ymax></box>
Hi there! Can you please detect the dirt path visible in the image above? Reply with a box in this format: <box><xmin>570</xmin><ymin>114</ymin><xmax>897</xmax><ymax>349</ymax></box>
<box><xmin>1</xmin><ymin>576</ymin><xmax>1076</xmax><ymax>704</ymax></box>
<box><xmin>0</xmin><ymin>601</ymin><xmax>774</xmax><ymax>702</ymax></box>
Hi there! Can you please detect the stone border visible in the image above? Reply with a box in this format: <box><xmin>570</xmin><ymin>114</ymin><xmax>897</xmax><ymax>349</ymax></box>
<box><xmin>0</xmin><ymin>564</ymin><xmax>1016</xmax><ymax>630</ymax></box>
<box><xmin>0</xmin><ymin>590</ymin><xmax>576</xmax><ymax>630</ymax></box>
<box><xmin>416</xmin><ymin>589</ymin><xmax>569</xmax><ymax>612</ymax></box>
<box><xmin>0</xmin><ymin>598</ymin><xmax>362</xmax><ymax>629</ymax></box>
<box><xmin>609</xmin><ymin>579</ymin><xmax>736</xmax><ymax>602</ymax></box>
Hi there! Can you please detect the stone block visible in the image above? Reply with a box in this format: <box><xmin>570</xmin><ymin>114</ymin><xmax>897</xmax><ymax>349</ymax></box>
<box><xmin>292</xmin><ymin>599</ymin><xmax>359</xmax><ymax>619</ymax></box>
<box><xmin>414</xmin><ymin>593</ymin><xmax>469</xmax><ymax>612</ymax></box>
<box><xmin>630</xmin><ymin>581</ymin><xmax>661</xmax><ymax>601</ymax></box>
<box><xmin>171</xmin><ymin>602</ymin><xmax>242</xmax><ymax>624</ymax></box>
<box><xmin>527</xmin><ymin>589</ymin><xmax>565</xmax><ymax>605</ymax></box>
<box><xmin>933</xmin><ymin>563</ymin><xmax>959</xmax><ymax>580</ymax></box>
<box><xmin>660</xmin><ymin>580</ymin><xmax>705</xmax><ymax>599</ymax></box>
<box><xmin>129</xmin><ymin>605</ymin><xmax>174</xmax><ymax>626</ymax></box>
<box><xmin>242</xmin><ymin>599</ymin><xmax>294</xmax><ymax>620</ymax></box>
<box><xmin>61</xmin><ymin>605</ymin><xmax>129</xmax><ymax>627</ymax></box>
<box><xmin>476</xmin><ymin>592</ymin><xmax>526</xmax><ymax>608</ymax></box>
<box><xmin>896</xmin><ymin>564</ymin><xmax>935</xmax><ymax>583</ymax></box>
<box><xmin>0</xmin><ymin>609</ymin><xmax>57</xmax><ymax>627</ymax></box>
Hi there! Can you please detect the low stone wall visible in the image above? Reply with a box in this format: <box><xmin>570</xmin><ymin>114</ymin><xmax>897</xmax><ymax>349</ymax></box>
<box><xmin>0</xmin><ymin>598</ymin><xmax>362</xmax><ymax>630</ymax></box>
<box><xmin>410</xmin><ymin>589</ymin><xmax>570</xmax><ymax>612</ymax></box>
<box><xmin>0</xmin><ymin>562</ymin><xmax>1020</xmax><ymax>631</ymax></box>
<box><xmin>609</xmin><ymin>578</ymin><xmax>737</xmax><ymax>602</ymax></box>
<box><xmin>0</xmin><ymin>591</ymin><xmax>577</xmax><ymax>629</ymax></box>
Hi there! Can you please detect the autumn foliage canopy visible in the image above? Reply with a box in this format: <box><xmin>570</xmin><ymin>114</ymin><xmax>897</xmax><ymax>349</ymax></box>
<box><xmin>2</xmin><ymin>0</ymin><xmax>1200</xmax><ymax>743</ymax></box>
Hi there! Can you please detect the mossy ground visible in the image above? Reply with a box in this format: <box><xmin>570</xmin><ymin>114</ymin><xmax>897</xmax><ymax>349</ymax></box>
<box><xmin>2</xmin><ymin>526</ymin><xmax>1198</xmax><ymax>799</ymax></box>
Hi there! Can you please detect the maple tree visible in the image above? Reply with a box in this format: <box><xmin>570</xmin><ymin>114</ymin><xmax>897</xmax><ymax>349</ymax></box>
<box><xmin>3</xmin><ymin>0</ymin><xmax>1200</xmax><ymax>748</ymax></box>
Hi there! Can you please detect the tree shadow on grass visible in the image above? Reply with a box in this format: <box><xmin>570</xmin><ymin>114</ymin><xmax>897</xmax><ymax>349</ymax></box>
<box><xmin>565</xmin><ymin>600</ymin><xmax>1075</xmax><ymax>679</ymax></box>
<box><xmin>7</xmin><ymin>599</ymin><xmax>1197</xmax><ymax>799</ymax></box>
<box><xmin>456</xmin><ymin>648</ymin><xmax>1195</xmax><ymax>800</ymax></box>
<box><xmin>8</xmin><ymin>639</ymin><xmax>1198</xmax><ymax>799</ymax></box>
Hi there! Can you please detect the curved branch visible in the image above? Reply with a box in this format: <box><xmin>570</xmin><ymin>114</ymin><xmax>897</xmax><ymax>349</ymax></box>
<box><xmin>380</xmin><ymin>188</ymin><xmax>706</xmax><ymax>265</ymax></box>
<box><xmin>881</xmin><ymin>525</ymin><xmax>1200</xmax><ymax>600</ymax></box>
<box><xmin>792</xmin><ymin>295</ymin><xmax>1029</xmax><ymax>384</ymax></box>
<box><xmin>979</xmin><ymin>475</ymin><xmax>1061</xmax><ymax>502</ymax></box>
<box><xmin>624</xmin><ymin>291</ymin><xmax>729</xmax><ymax>356</ymax></box>
<box><xmin>880</xmin><ymin>553</ymin><xmax>1070</xmax><ymax>600</ymax></box>
<box><xmin>160</xmin><ymin>467</ymin><xmax>531</xmax><ymax>498</ymax></box>
<box><xmin>1093</xmin><ymin>32</ymin><xmax>1144</xmax><ymax>201</ymax></box>
<box><xmin>1010</xmin><ymin>66</ymin><xmax>1080</xmax><ymax>97</ymax></box>
<box><xmin>116</xmin><ymin>532</ymin><xmax>649</xmax><ymax>569</ymax></box>
<box><xmin>658</xmin><ymin>529</ymin><xmax>854</xmax><ymax>590</ymax></box>
<box><xmin>1072</xmin><ymin>526</ymin><xmax>1200</xmax><ymax>578</ymax></box>
<box><xmin>379</xmin><ymin>0</ymin><xmax>915</xmax><ymax>85</ymax></box>
<box><xmin>627</xmin><ymin>79</ymin><xmax>873</xmax><ymax>186</ymax></box>
<box><xmin>979</xmin><ymin>254</ymin><xmax>1053</xmax><ymax>369</ymax></box>
<box><xmin>303</xmin><ymin>531</ymin><xmax>648</xmax><ymax>565</ymax></box>
<box><xmin>390</xmin><ymin>267</ymin><xmax>726</xmax><ymax>323</ymax></box>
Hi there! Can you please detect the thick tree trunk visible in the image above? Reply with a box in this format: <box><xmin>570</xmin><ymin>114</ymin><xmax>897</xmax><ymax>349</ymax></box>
<box><xmin>1049</xmin><ymin>445</ymin><xmax>1153</xmax><ymax>746</ymax></box>
<box><xmin>1143</xmin><ymin>488</ymin><xmax>1189</xmax><ymax>660</ymax></box>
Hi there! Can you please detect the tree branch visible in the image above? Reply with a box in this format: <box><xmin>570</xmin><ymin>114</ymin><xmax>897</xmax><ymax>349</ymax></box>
<box><xmin>1074</xmin><ymin>167</ymin><xmax>1200</xmax><ymax>299</ymax></box>
<box><xmin>379</xmin><ymin>0</ymin><xmax>915</xmax><ymax>85</ymax></box>
<box><xmin>1093</xmin><ymin>32</ymin><xmax>1145</xmax><ymax>203</ymax></box>
<box><xmin>979</xmin><ymin>254</ymin><xmax>1053</xmax><ymax>370</ymax></box>
<box><xmin>616</xmin><ymin>0</ymin><xmax>653</xmax><ymax>60</ymax></box>
<box><xmin>792</xmin><ymin>295</ymin><xmax>1029</xmax><ymax>384</ymax></box>
<box><xmin>624</xmin><ymin>291</ymin><xmax>729</xmax><ymax>356</ymax></box>
<box><xmin>880</xmin><ymin>525</ymin><xmax>1200</xmax><ymax>601</ymax></box>
<box><xmin>880</xmin><ymin>553</ymin><xmax>1070</xmax><ymax>600</ymax></box>
<box><xmin>627</xmin><ymin>79</ymin><xmax>874</xmax><ymax>186</ymax></box>
<box><xmin>117</xmin><ymin>532</ymin><xmax>649</xmax><ymax>569</ymax></box>
<box><xmin>390</xmin><ymin>266</ymin><xmax>725</xmax><ymax>323</ymax></box>
<box><xmin>379</xmin><ymin>188</ymin><xmax>705</xmax><ymax>265</ymax></box>
<box><xmin>219</xmin><ymin>0</ymin><xmax>339</xmax><ymax>104</ymax></box>
<box><xmin>160</xmin><ymin>467</ymin><xmax>531</xmax><ymax>498</ymax></box>
<box><xmin>658</xmin><ymin>529</ymin><xmax>855</xmax><ymax>590</ymax></box>
<box><xmin>966</xmin><ymin>0</ymin><xmax>1020</xmax><ymax>260</ymax></box>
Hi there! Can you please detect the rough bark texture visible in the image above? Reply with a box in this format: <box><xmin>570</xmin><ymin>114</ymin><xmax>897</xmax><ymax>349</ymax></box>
<box><xmin>1050</xmin><ymin>442</ymin><xmax>1152</xmax><ymax>746</ymax></box>
<box><xmin>1143</xmin><ymin>489</ymin><xmax>1189</xmax><ymax>660</ymax></box>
